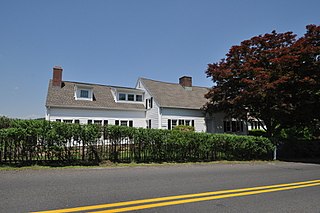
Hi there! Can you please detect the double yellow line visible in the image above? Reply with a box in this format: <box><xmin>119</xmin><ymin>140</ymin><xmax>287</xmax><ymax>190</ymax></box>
<box><xmin>32</xmin><ymin>179</ymin><xmax>320</xmax><ymax>213</ymax></box>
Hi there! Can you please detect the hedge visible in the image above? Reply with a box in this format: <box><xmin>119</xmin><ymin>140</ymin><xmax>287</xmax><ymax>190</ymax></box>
<box><xmin>0</xmin><ymin>119</ymin><xmax>274</xmax><ymax>164</ymax></box>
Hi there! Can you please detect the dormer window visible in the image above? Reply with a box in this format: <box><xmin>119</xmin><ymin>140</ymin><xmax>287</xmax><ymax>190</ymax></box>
<box><xmin>116</xmin><ymin>90</ymin><xmax>144</xmax><ymax>103</ymax></box>
<box><xmin>119</xmin><ymin>93</ymin><xmax>126</xmax><ymax>101</ymax></box>
<box><xmin>136</xmin><ymin>95</ymin><xmax>143</xmax><ymax>102</ymax></box>
<box><xmin>75</xmin><ymin>85</ymin><xmax>93</xmax><ymax>101</ymax></box>
<box><xmin>128</xmin><ymin>94</ymin><xmax>134</xmax><ymax>101</ymax></box>
<box><xmin>80</xmin><ymin>90</ymin><xmax>89</xmax><ymax>98</ymax></box>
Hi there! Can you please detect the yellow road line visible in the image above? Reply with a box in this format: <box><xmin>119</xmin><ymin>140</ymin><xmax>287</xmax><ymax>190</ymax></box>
<box><xmin>91</xmin><ymin>182</ymin><xmax>320</xmax><ymax>213</ymax></box>
<box><xmin>31</xmin><ymin>179</ymin><xmax>320</xmax><ymax>213</ymax></box>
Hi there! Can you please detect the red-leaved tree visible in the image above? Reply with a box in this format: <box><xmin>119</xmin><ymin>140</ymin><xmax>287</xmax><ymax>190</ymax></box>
<box><xmin>204</xmin><ymin>24</ymin><xmax>320</xmax><ymax>138</ymax></box>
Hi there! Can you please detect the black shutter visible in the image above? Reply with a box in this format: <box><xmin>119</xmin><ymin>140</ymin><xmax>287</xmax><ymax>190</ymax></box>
<box><xmin>191</xmin><ymin>120</ymin><xmax>195</xmax><ymax>127</ymax></box>
<box><xmin>168</xmin><ymin>119</ymin><xmax>171</xmax><ymax>130</ymax></box>
<box><xmin>150</xmin><ymin>97</ymin><xmax>153</xmax><ymax>108</ymax></box>
<box><xmin>145</xmin><ymin>99</ymin><xmax>148</xmax><ymax>109</ymax></box>
<box><xmin>129</xmin><ymin>120</ymin><xmax>133</xmax><ymax>127</ymax></box>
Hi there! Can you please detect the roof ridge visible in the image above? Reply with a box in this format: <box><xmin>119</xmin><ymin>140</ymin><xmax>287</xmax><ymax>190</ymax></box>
<box><xmin>139</xmin><ymin>77</ymin><xmax>209</xmax><ymax>89</ymax></box>
<box><xmin>62</xmin><ymin>80</ymin><xmax>140</xmax><ymax>90</ymax></box>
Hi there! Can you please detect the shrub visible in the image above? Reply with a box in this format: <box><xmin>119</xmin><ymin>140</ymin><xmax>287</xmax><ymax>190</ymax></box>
<box><xmin>248</xmin><ymin>129</ymin><xmax>267</xmax><ymax>137</ymax></box>
<box><xmin>0</xmin><ymin>120</ymin><xmax>275</xmax><ymax>164</ymax></box>
<box><xmin>173</xmin><ymin>125</ymin><xmax>195</xmax><ymax>132</ymax></box>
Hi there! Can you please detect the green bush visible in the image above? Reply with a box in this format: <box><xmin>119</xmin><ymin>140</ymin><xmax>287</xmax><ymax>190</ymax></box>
<box><xmin>248</xmin><ymin>129</ymin><xmax>267</xmax><ymax>137</ymax></box>
<box><xmin>173</xmin><ymin>125</ymin><xmax>195</xmax><ymax>132</ymax></box>
<box><xmin>0</xmin><ymin>119</ymin><xmax>275</xmax><ymax>164</ymax></box>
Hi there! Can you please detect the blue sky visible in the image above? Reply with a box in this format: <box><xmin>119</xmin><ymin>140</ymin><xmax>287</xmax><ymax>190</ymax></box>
<box><xmin>1</xmin><ymin>0</ymin><xmax>320</xmax><ymax>118</ymax></box>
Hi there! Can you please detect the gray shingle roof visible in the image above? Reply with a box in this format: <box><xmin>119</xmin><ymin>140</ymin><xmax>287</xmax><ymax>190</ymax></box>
<box><xmin>140</xmin><ymin>78</ymin><xmax>209</xmax><ymax>109</ymax></box>
<box><xmin>46</xmin><ymin>80</ymin><xmax>145</xmax><ymax>110</ymax></box>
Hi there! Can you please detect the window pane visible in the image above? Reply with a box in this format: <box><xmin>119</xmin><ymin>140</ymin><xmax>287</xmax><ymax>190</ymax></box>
<box><xmin>119</xmin><ymin>93</ymin><xmax>126</xmax><ymax>101</ymax></box>
<box><xmin>80</xmin><ymin>90</ymin><xmax>89</xmax><ymax>98</ymax></box>
<box><xmin>74</xmin><ymin>120</ymin><xmax>80</xmax><ymax>124</ymax></box>
<box><xmin>236</xmin><ymin>121</ymin><xmax>241</xmax><ymax>132</ymax></box>
<box><xmin>88</xmin><ymin>120</ymin><xmax>92</xmax><ymax>124</ymax></box>
<box><xmin>178</xmin><ymin>120</ymin><xmax>184</xmax><ymax>125</ymax></box>
<box><xmin>226</xmin><ymin>121</ymin><xmax>231</xmax><ymax>132</ymax></box>
<box><xmin>94</xmin><ymin>120</ymin><xmax>102</xmax><ymax>125</ymax></box>
<box><xmin>115</xmin><ymin>120</ymin><xmax>119</xmax><ymax>125</ymax></box>
<box><xmin>136</xmin><ymin>95</ymin><xmax>143</xmax><ymax>102</ymax></box>
<box><xmin>172</xmin><ymin>120</ymin><xmax>177</xmax><ymax>128</ymax></box>
<box><xmin>185</xmin><ymin>120</ymin><xmax>190</xmax><ymax>126</ymax></box>
<box><xmin>103</xmin><ymin>120</ymin><xmax>108</xmax><ymax>126</ymax></box>
<box><xmin>128</xmin><ymin>94</ymin><xmax>134</xmax><ymax>101</ymax></box>
<box><xmin>121</xmin><ymin>121</ymin><xmax>128</xmax><ymax>126</ymax></box>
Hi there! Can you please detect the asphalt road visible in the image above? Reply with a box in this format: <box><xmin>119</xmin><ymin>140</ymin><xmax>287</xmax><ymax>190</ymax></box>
<box><xmin>1</xmin><ymin>162</ymin><xmax>320</xmax><ymax>213</ymax></box>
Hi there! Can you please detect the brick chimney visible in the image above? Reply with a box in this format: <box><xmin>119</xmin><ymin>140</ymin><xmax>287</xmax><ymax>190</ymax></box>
<box><xmin>179</xmin><ymin>76</ymin><xmax>192</xmax><ymax>88</ymax></box>
<box><xmin>52</xmin><ymin>66</ymin><xmax>63</xmax><ymax>87</ymax></box>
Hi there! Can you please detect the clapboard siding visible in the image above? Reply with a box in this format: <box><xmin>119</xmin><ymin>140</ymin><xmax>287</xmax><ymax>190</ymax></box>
<box><xmin>137</xmin><ymin>79</ymin><xmax>159</xmax><ymax>129</ymax></box>
<box><xmin>160</xmin><ymin>108</ymin><xmax>206</xmax><ymax>132</ymax></box>
<box><xmin>46</xmin><ymin>107</ymin><xmax>146</xmax><ymax>127</ymax></box>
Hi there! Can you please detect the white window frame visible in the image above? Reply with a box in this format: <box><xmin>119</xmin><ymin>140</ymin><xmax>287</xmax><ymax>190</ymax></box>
<box><xmin>75</xmin><ymin>85</ymin><xmax>93</xmax><ymax>101</ymax></box>
<box><xmin>119</xmin><ymin>93</ymin><xmax>126</xmax><ymax>101</ymax></box>
<box><xmin>127</xmin><ymin>94</ymin><xmax>135</xmax><ymax>101</ymax></box>
<box><xmin>136</xmin><ymin>94</ymin><xmax>143</xmax><ymax>102</ymax></box>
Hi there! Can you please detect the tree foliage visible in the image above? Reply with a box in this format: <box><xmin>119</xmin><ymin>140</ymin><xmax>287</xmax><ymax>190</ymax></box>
<box><xmin>204</xmin><ymin>24</ymin><xmax>320</xmax><ymax>138</ymax></box>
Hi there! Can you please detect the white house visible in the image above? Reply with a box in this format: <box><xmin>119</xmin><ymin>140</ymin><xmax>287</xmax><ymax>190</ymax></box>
<box><xmin>46</xmin><ymin>66</ymin><xmax>248</xmax><ymax>134</ymax></box>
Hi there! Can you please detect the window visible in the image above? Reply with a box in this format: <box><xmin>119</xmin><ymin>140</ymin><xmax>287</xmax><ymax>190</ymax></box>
<box><xmin>251</xmin><ymin>121</ymin><xmax>261</xmax><ymax>130</ymax></box>
<box><xmin>146</xmin><ymin>97</ymin><xmax>153</xmax><ymax>109</ymax></box>
<box><xmin>136</xmin><ymin>95</ymin><xmax>143</xmax><ymax>102</ymax></box>
<box><xmin>128</xmin><ymin>94</ymin><xmax>134</xmax><ymax>101</ymax></box>
<box><xmin>56</xmin><ymin>119</ymin><xmax>61</xmax><ymax>122</ymax></box>
<box><xmin>63</xmin><ymin>120</ymin><xmax>73</xmax><ymax>123</ymax></box>
<box><xmin>224</xmin><ymin>120</ymin><xmax>243</xmax><ymax>133</ymax></box>
<box><xmin>80</xmin><ymin>90</ymin><xmax>89</xmax><ymax>98</ymax></box>
<box><xmin>75</xmin><ymin>86</ymin><xmax>93</xmax><ymax>101</ymax></box>
<box><xmin>94</xmin><ymin>120</ymin><xmax>102</xmax><ymax>125</ymax></box>
<box><xmin>119</xmin><ymin>93</ymin><xmax>126</xmax><ymax>101</ymax></box>
<box><xmin>129</xmin><ymin>120</ymin><xmax>133</xmax><ymax>127</ymax></box>
<box><xmin>74</xmin><ymin>120</ymin><xmax>80</xmax><ymax>124</ymax></box>
<box><xmin>115</xmin><ymin>120</ymin><xmax>133</xmax><ymax>127</ymax></box>
<box><xmin>172</xmin><ymin>120</ymin><xmax>177</xmax><ymax>129</ymax></box>
<box><xmin>88</xmin><ymin>120</ymin><xmax>92</xmax><ymax>124</ymax></box>
<box><xmin>120</xmin><ymin>121</ymin><xmax>128</xmax><ymax>126</ymax></box>
<box><xmin>168</xmin><ymin>119</ymin><xmax>194</xmax><ymax>130</ymax></box>
<box><xmin>103</xmin><ymin>120</ymin><xmax>108</xmax><ymax>126</ymax></box>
